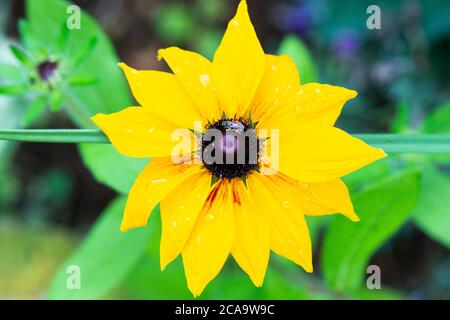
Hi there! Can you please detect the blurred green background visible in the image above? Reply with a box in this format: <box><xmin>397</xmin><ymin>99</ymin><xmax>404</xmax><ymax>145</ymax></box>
<box><xmin>0</xmin><ymin>0</ymin><xmax>449</xmax><ymax>299</ymax></box>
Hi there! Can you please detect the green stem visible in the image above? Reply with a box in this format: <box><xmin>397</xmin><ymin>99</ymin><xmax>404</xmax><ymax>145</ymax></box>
<box><xmin>0</xmin><ymin>129</ymin><xmax>109</xmax><ymax>143</ymax></box>
<box><xmin>0</xmin><ymin>130</ymin><xmax>449</xmax><ymax>154</ymax></box>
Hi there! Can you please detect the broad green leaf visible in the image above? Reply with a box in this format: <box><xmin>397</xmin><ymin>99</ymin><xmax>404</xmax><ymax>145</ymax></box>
<box><xmin>123</xmin><ymin>209</ymin><xmax>192</xmax><ymax>299</ymax></box>
<box><xmin>47</xmin><ymin>196</ymin><xmax>153</xmax><ymax>299</ymax></box>
<box><xmin>78</xmin><ymin>143</ymin><xmax>148</xmax><ymax>194</ymax></box>
<box><xmin>343</xmin><ymin>159</ymin><xmax>390</xmax><ymax>193</ymax></box>
<box><xmin>420</xmin><ymin>102</ymin><xmax>450</xmax><ymax>164</ymax></box>
<box><xmin>412</xmin><ymin>167</ymin><xmax>450</xmax><ymax>248</ymax></box>
<box><xmin>322</xmin><ymin>169</ymin><xmax>420</xmax><ymax>292</ymax></box>
<box><xmin>421</xmin><ymin>102</ymin><xmax>450</xmax><ymax>133</ymax></box>
<box><xmin>278</xmin><ymin>34</ymin><xmax>318</xmax><ymax>83</ymax></box>
<box><xmin>69</xmin><ymin>74</ymin><xmax>98</xmax><ymax>86</ymax></box>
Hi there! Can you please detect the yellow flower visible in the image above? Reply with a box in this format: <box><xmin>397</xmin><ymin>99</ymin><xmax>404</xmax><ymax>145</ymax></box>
<box><xmin>92</xmin><ymin>0</ymin><xmax>386</xmax><ymax>296</ymax></box>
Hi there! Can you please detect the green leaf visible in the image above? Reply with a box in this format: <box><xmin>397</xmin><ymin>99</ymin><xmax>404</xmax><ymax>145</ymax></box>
<box><xmin>0</xmin><ymin>84</ymin><xmax>27</xmax><ymax>95</ymax></box>
<box><xmin>78</xmin><ymin>143</ymin><xmax>148</xmax><ymax>194</ymax></box>
<box><xmin>56</xmin><ymin>21</ymin><xmax>69</xmax><ymax>51</ymax></box>
<box><xmin>322</xmin><ymin>169</ymin><xmax>421</xmax><ymax>292</ymax></box>
<box><xmin>420</xmin><ymin>102</ymin><xmax>450</xmax><ymax>163</ymax></box>
<box><xmin>71</xmin><ymin>36</ymin><xmax>98</xmax><ymax>68</ymax></box>
<box><xmin>0</xmin><ymin>63</ymin><xmax>24</xmax><ymax>81</ymax></box>
<box><xmin>47</xmin><ymin>196</ymin><xmax>153</xmax><ymax>299</ymax></box>
<box><xmin>277</xmin><ymin>34</ymin><xmax>318</xmax><ymax>83</ymax></box>
<box><xmin>50</xmin><ymin>90</ymin><xmax>63</xmax><ymax>111</ymax></box>
<box><xmin>23</xmin><ymin>96</ymin><xmax>47</xmax><ymax>126</ymax></box>
<box><xmin>9</xmin><ymin>45</ymin><xmax>32</xmax><ymax>66</ymax></box>
<box><xmin>390</xmin><ymin>100</ymin><xmax>410</xmax><ymax>134</ymax></box>
<box><xmin>412</xmin><ymin>167</ymin><xmax>450</xmax><ymax>248</ymax></box>
<box><xmin>69</xmin><ymin>74</ymin><xmax>98</xmax><ymax>86</ymax></box>
<box><xmin>123</xmin><ymin>209</ymin><xmax>193</xmax><ymax>299</ymax></box>
<box><xmin>343</xmin><ymin>159</ymin><xmax>390</xmax><ymax>193</ymax></box>
<box><xmin>422</xmin><ymin>102</ymin><xmax>450</xmax><ymax>134</ymax></box>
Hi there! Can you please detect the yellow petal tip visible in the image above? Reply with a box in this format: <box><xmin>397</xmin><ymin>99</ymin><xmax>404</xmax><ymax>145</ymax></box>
<box><xmin>156</xmin><ymin>49</ymin><xmax>164</xmax><ymax>61</ymax></box>
<box><xmin>379</xmin><ymin>148</ymin><xmax>388</xmax><ymax>158</ymax></box>
<box><xmin>117</xmin><ymin>62</ymin><xmax>133</xmax><ymax>74</ymax></box>
<box><xmin>348</xmin><ymin>213</ymin><xmax>360</xmax><ymax>222</ymax></box>
<box><xmin>349</xmin><ymin>89</ymin><xmax>358</xmax><ymax>99</ymax></box>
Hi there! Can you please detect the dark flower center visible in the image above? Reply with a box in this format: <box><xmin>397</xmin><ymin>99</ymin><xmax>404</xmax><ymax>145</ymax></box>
<box><xmin>201</xmin><ymin>118</ymin><xmax>260</xmax><ymax>179</ymax></box>
<box><xmin>37</xmin><ymin>61</ymin><xmax>58</xmax><ymax>82</ymax></box>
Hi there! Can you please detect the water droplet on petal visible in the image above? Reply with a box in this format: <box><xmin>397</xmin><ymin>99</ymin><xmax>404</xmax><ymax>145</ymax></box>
<box><xmin>282</xmin><ymin>200</ymin><xmax>290</xmax><ymax>209</ymax></box>
<box><xmin>199</xmin><ymin>74</ymin><xmax>210</xmax><ymax>87</ymax></box>
<box><xmin>151</xmin><ymin>178</ymin><xmax>167</xmax><ymax>184</ymax></box>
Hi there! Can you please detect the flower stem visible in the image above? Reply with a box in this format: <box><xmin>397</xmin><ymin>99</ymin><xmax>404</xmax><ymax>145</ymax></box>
<box><xmin>0</xmin><ymin>129</ymin><xmax>109</xmax><ymax>143</ymax></box>
<box><xmin>0</xmin><ymin>130</ymin><xmax>449</xmax><ymax>154</ymax></box>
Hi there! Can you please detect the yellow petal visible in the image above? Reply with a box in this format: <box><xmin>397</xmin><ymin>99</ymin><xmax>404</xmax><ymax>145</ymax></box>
<box><xmin>92</xmin><ymin>107</ymin><xmax>194</xmax><ymax>158</ymax></box>
<box><xmin>160</xmin><ymin>170</ymin><xmax>212</xmax><ymax>270</ymax></box>
<box><xmin>119</xmin><ymin>63</ymin><xmax>203</xmax><ymax>128</ymax></box>
<box><xmin>121</xmin><ymin>157</ymin><xmax>200</xmax><ymax>232</ymax></box>
<box><xmin>247</xmin><ymin>173</ymin><xmax>313</xmax><ymax>272</ymax></box>
<box><xmin>212</xmin><ymin>0</ymin><xmax>265</xmax><ymax>117</ymax></box>
<box><xmin>182</xmin><ymin>180</ymin><xmax>236</xmax><ymax>297</ymax></box>
<box><xmin>277</xmin><ymin>127</ymin><xmax>387</xmax><ymax>183</ymax></box>
<box><xmin>158</xmin><ymin>47</ymin><xmax>221</xmax><ymax>122</ymax></box>
<box><xmin>250</xmin><ymin>54</ymin><xmax>300</xmax><ymax>126</ymax></box>
<box><xmin>231</xmin><ymin>179</ymin><xmax>270</xmax><ymax>287</ymax></box>
<box><xmin>259</xmin><ymin>82</ymin><xmax>357</xmax><ymax>133</ymax></box>
<box><xmin>264</xmin><ymin>173</ymin><xmax>358</xmax><ymax>222</ymax></box>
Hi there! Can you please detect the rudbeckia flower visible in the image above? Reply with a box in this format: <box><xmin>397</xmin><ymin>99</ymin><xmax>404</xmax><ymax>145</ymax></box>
<box><xmin>92</xmin><ymin>0</ymin><xmax>386</xmax><ymax>296</ymax></box>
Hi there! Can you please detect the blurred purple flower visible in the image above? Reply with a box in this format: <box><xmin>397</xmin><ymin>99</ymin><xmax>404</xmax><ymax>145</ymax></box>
<box><xmin>332</xmin><ymin>30</ymin><xmax>362</xmax><ymax>60</ymax></box>
<box><xmin>275</xmin><ymin>1</ymin><xmax>316</xmax><ymax>36</ymax></box>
